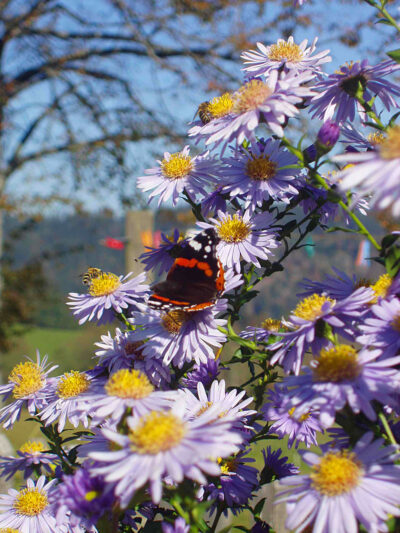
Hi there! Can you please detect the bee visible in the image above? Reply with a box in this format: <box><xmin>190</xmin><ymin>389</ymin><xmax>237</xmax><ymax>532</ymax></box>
<box><xmin>81</xmin><ymin>267</ymin><xmax>103</xmax><ymax>286</ymax></box>
<box><xmin>195</xmin><ymin>101</ymin><xmax>212</xmax><ymax>125</ymax></box>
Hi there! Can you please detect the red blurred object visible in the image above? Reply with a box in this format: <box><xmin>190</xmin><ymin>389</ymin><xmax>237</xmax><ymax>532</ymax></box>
<box><xmin>103</xmin><ymin>237</ymin><xmax>125</xmax><ymax>250</ymax></box>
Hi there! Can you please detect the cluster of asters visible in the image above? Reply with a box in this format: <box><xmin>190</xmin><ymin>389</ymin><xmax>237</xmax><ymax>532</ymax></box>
<box><xmin>1</xmin><ymin>27</ymin><xmax>400</xmax><ymax>533</ymax></box>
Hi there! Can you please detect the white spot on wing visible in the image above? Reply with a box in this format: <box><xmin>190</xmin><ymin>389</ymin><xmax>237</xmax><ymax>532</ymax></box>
<box><xmin>189</xmin><ymin>239</ymin><xmax>202</xmax><ymax>251</ymax></box>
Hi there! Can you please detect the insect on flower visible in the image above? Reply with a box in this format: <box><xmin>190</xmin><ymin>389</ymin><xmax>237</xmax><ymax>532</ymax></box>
<box><xmin>80</xmin><ymin>267</ymin><xmax>104</xmax><ymax>286</ymax></box>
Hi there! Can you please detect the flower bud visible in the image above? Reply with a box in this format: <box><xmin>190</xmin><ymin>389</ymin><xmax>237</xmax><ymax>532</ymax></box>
<box><xmin>316</xmin><ymin>120</ymin><xmax>340</xmax><ymax>153</ymax></box>
<box><xmin>303</xmin><ymin>143</ymin><xmax>317</xmax><ymax>163</ymax></box>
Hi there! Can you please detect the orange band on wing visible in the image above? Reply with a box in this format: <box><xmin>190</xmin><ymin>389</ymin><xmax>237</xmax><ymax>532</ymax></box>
<box><xmin>174</xmin><ymin>257</ymin><xmax>213</xmax><ymax>277</ymax></box>
<box><xmin>150</xmin><ymin>294</ymin><xmax>190</xmax><ymax>305</ymax></box>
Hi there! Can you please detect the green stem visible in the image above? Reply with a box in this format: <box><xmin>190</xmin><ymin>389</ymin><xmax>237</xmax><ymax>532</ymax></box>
<box><xmin>210</xmin><ymin>505</ymin><xmax>224</xmax><ymax>532</ymax></box>
<box><xmin>362</xmin><ymin>0</ymin><xmax>400</xmax><ymax>33</ymax></box>
<box><xmin>378</xmin><ymin>412</ymin><xmax>397</xmax><ymax>445</ymax></box>
<box><xmin>312</xmin><ymin>172</ymin><xmax>381</xmax><ymax>251</ymax></box>
<box><xmin>117</xmin><ymin>311</ymin><xmax>132</xmax><ymax>329</ymax></box>
<box><xmin>378</xmin><ymin>2</ymin><xmax>400</xmax><ymax>33</ymax></box>
<box><xmin>356</xmin><ymin>95</ymin><xmax>386</xmax><ymax>130</ymax></box>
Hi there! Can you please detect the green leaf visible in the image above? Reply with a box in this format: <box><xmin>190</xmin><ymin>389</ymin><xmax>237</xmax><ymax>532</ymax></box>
<box><xmin>325</xmin><ymin>226</ymin><xmax>359</xmax><ymax>234</ymax></box>
<box><xmin>384</xmin><ymin>247</ymin><xmax>400</xmax><ymax>277</ymax></box>
<box><xmin>376</xmin><ymin>18</ymin><xmax>392</xmax><ymax>25</ymax></box>
<box><xmin>387</xmin><ymin>49</ymin><xmax>400</xmax><ymax>63</ymax></box>
<box><xmin>382</xmin><ymin>233</ymin><xmax>399</xmax><ymax>249</ymax></box>
<box><xmin>253</xmin><ymin>497</ymin><xmax>267</xmax><ymax>517</ymax></box>
<box><xmin>388</xmin><ymin>111</ymin><xmax>400</xmax><ymax>127</ymax></box>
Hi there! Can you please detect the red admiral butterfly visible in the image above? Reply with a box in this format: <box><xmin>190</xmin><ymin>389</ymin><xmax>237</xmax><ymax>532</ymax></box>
<box><xmin>148</xmin><ymin>228</ymin><xmax>225</xmax><ymax>312</ymax></box>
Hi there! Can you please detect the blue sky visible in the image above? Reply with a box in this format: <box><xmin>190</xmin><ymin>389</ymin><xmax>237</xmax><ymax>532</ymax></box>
<box><xmin>5</xmin><ymin>0</ymin><xmax>398</xmax><ymax>215</ymax></box>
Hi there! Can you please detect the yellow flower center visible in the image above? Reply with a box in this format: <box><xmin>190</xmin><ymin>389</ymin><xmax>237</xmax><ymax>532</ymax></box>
<box><xmin>57</xmin><ymin>371</ymin><xmax>89</xmax><ymax>398</ymax></box>
<box><xmin>313</xmin><ymin>345</ymin><xmax>361</xmax><ymax>382</ymax></box>
<box><xmin>218</xmin><ymin>456</ymin><xmax>238</xmax><ymax>474</ymax></box>
<box><xmin>337</xmin><ymin>62</ymin><xmax>368</xmax><ymax>97</ymax></box>
<box><xmin>161</xmin><ymin>152</ymin><xmax>193</xmax><ymax>180</ymax></box>
<box><xmin>14</xmin><ymin>488</ymin><xmax>48</xmax><ymax>516</ymax></box>
<box><xmin>207</xmin><ymin>93</ymin><xmax>234</xmax><ymax>119</ymax></box>
<box><xmin>233</xmin><ymin>79</ymin><xmax>272</xmax><ymax>114</ymax></box>
<box><xmin>368</xmin><ymin>131</ymin><xmax>386</xmax><ymax>146</ymax></box>
<box><xmin>261</xmin><ymin>318</ymin><xmax>282</xmax><ymax>332</ymax></box>
<box><xmin>124</xmin><ymin>341</ymin><xmax>144</xmax><ymax>358</ymax></box>
<box><xmin>105</xmin><ymin>369</ymin><xmax>154</xmax><ymax>399</ymax></box>
<box><xmin>379</xmin><ymin>126</ymin><xmax>400</xmax><ymax>159</ymax></box>
<box><xmin>0</xmin><ymin>529</ymin><xmax>19</xmax><ymax>533</ymax></box>
<box><xmin>19</xmin><ymin>441</ymin><xmax>46</xmax><ymax>455</ymax></box>
<box><xmin>293</xmin><ymin>293</ymin><xmax>335</xmax><ymax>321</ymax></box>
<box><xmin>162</xmin><ymin>310</ymin><xmax>189</xmax><ymax>334</ymax></box>
<box><xmin>246</xmin><ymin>154</ymin><xmax>277</xmax><ymax>181</ymax></box>
<box><xmin>217</xmin><ymin>214</ymin><xmax>251</xmax><ymax>243</ymax></box>
<box><xmin>9</xmin><ymin>362</ymin><xmax>45</xmax><ymax>399</ymax></box>
<box><xmin>88</xmin><ymin>272</ymin><xmax>121</xmax><ymax>297</ymax></box>
<box><xmin>370</xmin><ymin>273</ymin><xmax>392</xmax><ymax>303</ymax></box>
<box><xmin>311</xmin><ymin>450</ymin><xmax>362</xmax><ymax>496</ymax></box>
<box><xmin>267</xmin><ymin>41</ymin><xmax>304</xmax><ymax>62</ymax></box>
<box><xmin>129</xmin><ymin>411</ymin><xmax>187</xmax><ymax>454</ymax></box>
<box><xmin>288</xmin><ymin>406</ymin><xmax>310</xmax><ymax>422</ymax></box>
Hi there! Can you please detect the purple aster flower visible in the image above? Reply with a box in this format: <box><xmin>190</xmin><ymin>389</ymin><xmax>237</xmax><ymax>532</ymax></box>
<box><xmin>129</xmin><ymin>304</ymin><xmax>227</xmax><ymax>368</ymax></box>
<box><xmin>39</xmin><ymin>370</ymin><xmax>104</xmax><ymax>432</ymax></box>
<box><xmin>300</xmin><ymin>172</ymin><xmax>368</xmax><ymax>226</ymax></box>
<box><xmin>270</xmin><ymin>287</ymin><xmax>374</xmax><ymax>374</ymax></box>
<box><xmin>0</xmin><ymin>351</ymin><xmax>57</xmax><ymax>429</ymax></box>
<box><xmin>162</xmin><ymin>517</ymin><xmax>189</xmax><ymax>533</ymax></box>
<box><xmin>334</xmin><ymin>125</ymin><xmax>400</xmax><ymax>217</ymax></box>
<box><xmin>300</xmin><ymin>182</ymin><xmax>339</xmax><ymax>225</ymax></box>
<box><xmin>179</xmin><ymin>379</ymin><xmax>255</xmax><ymax>424</ymax></box>
<box><xmin>67</xmin><ymin>271</ymin><xmax>149</xmax><ymax>325</ymax></box>
<box><xmin>241</xmin><ymin>36</ymin><xmax>331</xmax><ymax>77</ymax></box>
<box><xmin>283</xmin><ymin>344</ymin><xmax>400</xmax><ymax>427</ymax></box>
<box><xmin>136</xmin><ymin>146</ymin><xmax>220</xmax><ymax>206</ymax></box>
<box><xmin>0</xmin><ymin>440</ymin><xmax>58</xmax><ymax>481</ymax></box>
<box><xmin>94</xmin><ymin>328</ymin><xmax>171</xmax><ymax>386</ymax></box>
<box><xmin>85</xmin><ymin>368</ymin><xmax>177</xmax><ymax>426</ymax></box>
<box><xmin>298</xmin><ymin>268</ymin><xmax>359</xmax><ymax>300</ymax></box>
<box><xmin>357</xmin><ymin>296</ymin><xmax>400</xmax><ymax>357</ymax></box>
<box><xmin>260</xmin><ymin>447</ymin><xmax>299</xmax><ymax>483</ymax></box>
<box><xmin>197</xmin><ymin>210</ymin><xmax>279</xmax><ymax>273</ymax></box>
<box><xmin>189</xmin><ymin>70</ymin><xmax>315</xmax><ymax>147</ymax></box>
<box><xmin>53</xmin><ymin>467</ymin><xmax>114</xmax><ymax>531</ymax></box>
<box><xmin>204</xmin><ymin>449</ymin><xmax>258</xmax><ymax>510</ymax></box>
<box><xmin>310</xmin><ymin>59</ymin><xmax>400</xmax><ymax>123</ymax></box>
<box><xmin>299</xmin><ymin>271</ymin><xmax>393</xmax><ymax>306</ymax></box>
<box><xmin>89</xmin><ymin>399</ymin><xmax>244</xmax><ymax>506</ymax></box>
<box><xmin>218</xmin><ymin>139</ymin><xmax>301</xmax><ymax>211</ymax></box>
<box><xmin>181</xmin><ymin>359</ymin><xmax>220</xmax><ymax>390</ymax></box>
<box><xmin>200</xmin><ymin>186</ymin><xmax>228</xmax><ymax>217</ymax></box>
<box><xmin>321</xmin><ymin>427</ymin><xmax>351</xmax><ymax>452</ymax></box>
<box><xmin>263</xmin><ymin>385</ymin><xmax>323</xmax><ymax>448</ymax></box>
<box><xmin>240</xmin><ymin>318</ymin><xmax>285</xmax><ymax>343</ymax></box>
<box><xmin>140</xmin><ymin>229</ymin><xmax>186</xmax><ymax>275</ymax></box>
<box><xmin>130</xmin><ymin>268</ymin><xmax>242</xmax><ymax>369</ymax></box>
<box><xmin>340</xmin><ymin>123</ymin><xmax>379</xmax><ymax>151</ymax></box>
<box><xmin>0</xmin><ymin>475</ymin><xmax>62</xmax><ymax>533</ymax></box>
<box><xmin>277</xmin><ymin>432</ymin><xmax>400</xmax><ymax>533</ymax></box>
